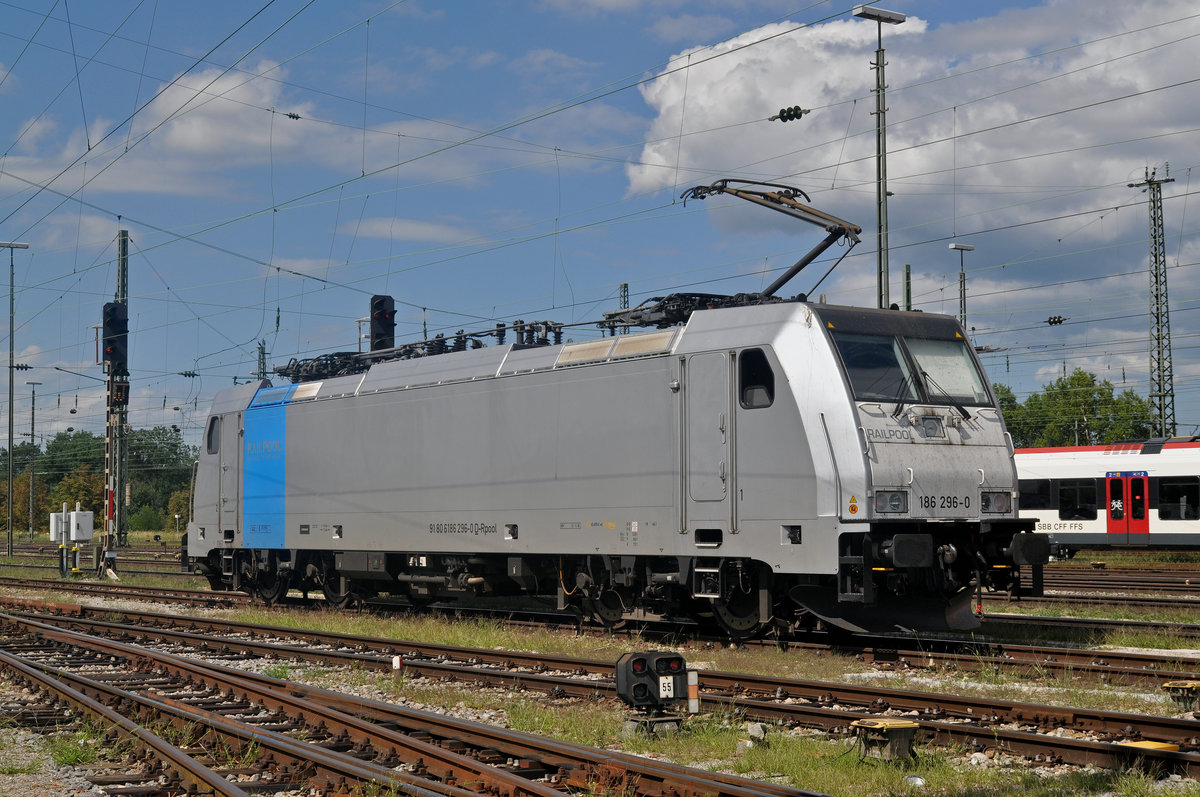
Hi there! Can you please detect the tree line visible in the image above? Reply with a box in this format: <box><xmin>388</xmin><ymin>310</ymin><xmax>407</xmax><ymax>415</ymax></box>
<box><xmin>0</xmin><ymin>425</ymin><xmax>196</xmax><ymax>535</ymax></box>
<box><xmin>994</xmin><ymin>368</ymin><xmax>1160</xmax><ymax>448</ymax></box>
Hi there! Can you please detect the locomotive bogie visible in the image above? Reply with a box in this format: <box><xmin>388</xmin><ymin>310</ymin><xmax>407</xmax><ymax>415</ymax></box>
<box><xmin>188</xmin><ymin>302</ymin><xmax>1047</xmax><ymax>634</ymax></box>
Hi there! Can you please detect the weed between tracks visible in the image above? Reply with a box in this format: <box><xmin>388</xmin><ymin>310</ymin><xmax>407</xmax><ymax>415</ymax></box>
<box><xmin>45</xmin><ymin>722</ymin><xmax>104</xmax><ymax>767</ymax></box>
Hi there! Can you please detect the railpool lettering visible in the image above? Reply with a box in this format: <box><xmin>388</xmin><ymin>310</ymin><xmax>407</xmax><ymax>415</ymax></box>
<box><xmin>865</xmin><ymin>427</ymin><xmax>912</xmax><ymax>441</ymax></box>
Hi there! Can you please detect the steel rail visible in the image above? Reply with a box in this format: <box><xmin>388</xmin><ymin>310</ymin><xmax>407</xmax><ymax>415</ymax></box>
<box><xmin>0</xmin><ymin>617</ymin><xmax>579</xmax><ymax>797</ymax></box>
<box><xmin>2</xmin><ymin>612</ymin><xmax>827</xmax><ymax>797</ymax></box>
<box><xmin>12</xmin><ymin>603</ymin><xmax>1200</xmax><ymax>741</ymax></box>
<box><xmin>11</xmin><ymin>605</ymin><xmax>1200</xmax><ymax>777</ymax></box>
<box><xmin>16</xmin><ymin>599</ymin><xmax>1199</xmax><ymax>689</ymax></box>
<box><xmin>0</xmin><ymin>576</ymin><xmax>248</xmax><ymax>605</ymax></box>
<box><xmin>0</xmin><ymin>647</ymin><xmax>253</xmax><ymax>797</ymax></box>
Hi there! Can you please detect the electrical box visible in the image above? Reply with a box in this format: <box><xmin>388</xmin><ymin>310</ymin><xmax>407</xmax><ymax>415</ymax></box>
<box><xmin>49</xmin><ymin>512</ymin><xmax>66</xmax><ymax>542</ymax></box>
<box><xmin>69</xmin><ymin>511</ymin><xmax>94</xmax><ymax>542</ymax></box>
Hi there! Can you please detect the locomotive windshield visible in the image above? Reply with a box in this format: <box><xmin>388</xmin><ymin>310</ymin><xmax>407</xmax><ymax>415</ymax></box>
<box><xmin>830</xmin><ymin>330</ymin><xmax>991</xmax><ymax>407</ymax></box>
<box><xmin>829</xmin><ymin>332</ymin><xmax>919</xmax><ymax>402</ymax></box>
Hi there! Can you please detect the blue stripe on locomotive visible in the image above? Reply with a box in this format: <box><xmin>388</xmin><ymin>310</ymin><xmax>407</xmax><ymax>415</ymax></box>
<box><xmin>242</xmin><ymin>385</ymin><xmax>296</xmax><ymax>549</ymax></box>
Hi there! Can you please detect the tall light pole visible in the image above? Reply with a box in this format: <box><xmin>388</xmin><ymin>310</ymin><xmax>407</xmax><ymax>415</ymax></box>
<box><xmin>949</xmin><ymin>243</ymin><xmax>974</xmax><ymax>328</ymax></box>
<box><xmin>26</xmin><ymin>380</ymin><xmax>41</xmax><ymax>542</ymax></box>
<box><xmin>853</xmin><ymin>5</ymin><xmax>906</xmax><ymax>309</ymax></box>
<box><xmin>2</xmin><ymin>240</ymin><xmax>30</xmax><ymax>558</ymax></box>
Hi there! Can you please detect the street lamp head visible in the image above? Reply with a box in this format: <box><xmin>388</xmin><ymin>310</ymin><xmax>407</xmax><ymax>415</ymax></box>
<box><xmin>948</xmin><ymin>243</ymin><xmax>975</xmax><ymax>251</ymax></box>
<box><xmin>853</xmin><ymin>5</ymin><xmax>906</xmax><ymax>24</ymax></box>
<box><xmin>0</xmin><ymin>242</ymin><xmax>30</xmax><ymax>250</ymax></box>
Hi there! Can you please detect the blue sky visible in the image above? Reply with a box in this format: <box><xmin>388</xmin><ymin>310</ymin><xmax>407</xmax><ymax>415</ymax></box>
<box><xmin>2</xmin><ymin>0</ymin><xmax>1198</xmax><ymax>448</ymax></box>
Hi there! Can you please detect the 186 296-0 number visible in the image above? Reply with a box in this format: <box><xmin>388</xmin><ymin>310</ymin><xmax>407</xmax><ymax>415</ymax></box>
<box><xmin>919</xmin><ymin>495</ymin><xmax>971</xmax><ymax>510</ymax></box>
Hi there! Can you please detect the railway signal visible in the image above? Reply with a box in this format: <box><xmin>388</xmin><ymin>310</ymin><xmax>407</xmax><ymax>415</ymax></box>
<box><xmin>102</xmin><ymin>301</ymin><xmax>129</xmax><ymax>376</ymax></box>
<box><xmin>615</xmin><ymin>651</ymin><xmax>688</xmax><ymax>713</ymax></box>
<box><xmin>370</xmin><ymin>294</ymin><xmax>395</xmax><ymax>351</ymax></box>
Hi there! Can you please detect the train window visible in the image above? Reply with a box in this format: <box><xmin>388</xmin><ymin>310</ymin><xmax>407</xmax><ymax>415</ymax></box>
<box><xmin>1158</xmin><ymin>477</ymin><xmax>1200</xmax><ymax>520</ymax></box>
<box><xmin>1018</xmin><ymin>479</ymin><xmax>1052</xmax><ymax>510</ymax></box>
<box><xmin>905</xmin><ymin>338</ymin><xmax>990</xmax><ymax>405</ymax></box>
<box><xmin>739</xmin><ymin>349</ymin><xmax>774</xmax><ymax>409</ymax></box>
<box><xmin>1130</xmin><ymin>478</ymin><xmax>1145</xmax><ymax>520</ymax></box>
<box><xmin>829</xmin><ymin>332</ymin><xmax>918</xmax><ymax>402</ymax></box>
<box><xmin>1057</xmin><ymin>479</ymin><xmax>1097</xmax><ymax>521</ymax></box>
<box><xmin>205</xmin><ymin>416</ymin><xmax>220</xmax><ymax>455</ymax></box>
<box><xmin>1107</xmin><ymin>477</ymin><xmax>1124</xmax><ymax>520</ymax></box>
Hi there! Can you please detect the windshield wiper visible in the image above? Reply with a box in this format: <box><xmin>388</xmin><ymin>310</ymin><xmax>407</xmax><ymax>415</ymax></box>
<box><xmin>891</xmin><ymin>377</ymin><xmax>912</xmax><ymax>418</ymax></box>
<box><xmin>920</xmin><ymin>370</ymin><xmax>971</xmax><ymax>420</ymax></box>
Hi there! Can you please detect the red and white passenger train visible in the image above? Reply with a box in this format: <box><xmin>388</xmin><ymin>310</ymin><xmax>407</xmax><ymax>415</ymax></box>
<box><xmin>1014</xmin><ymin>437</ymin><xmax>1200</xmax><ymax>555</ymax></box>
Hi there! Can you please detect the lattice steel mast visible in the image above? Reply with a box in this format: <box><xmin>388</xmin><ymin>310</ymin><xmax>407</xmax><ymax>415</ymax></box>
<box><xmin>1129</xmin><ymin>167</ymin><xmax>1175</xmax><ymax>438</ymax></box>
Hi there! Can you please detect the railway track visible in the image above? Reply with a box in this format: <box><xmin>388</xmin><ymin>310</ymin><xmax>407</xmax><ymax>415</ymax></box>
<box><xmin>2</xmin><ymin>574</ymin><xmax>1199</xmax><ymax>680</ymax></box>
<box><xmin>0</xmin><ymin>611</ymin><xmax>829</xmax><ymax>797</ymax></box>
<box><xmin>4</xmin><ymin>600</ymin><xmax>1199</xmax><ymax>778</ymax></box>
<box><xmin>0</xmin><ymin>576</ymin><xmax>248</xmax><ymax>605</ymax></box>
<box><xmin>8</xmin><ymin>597</ymin><xmax>1197</xmax><ymax>688</ymax></box>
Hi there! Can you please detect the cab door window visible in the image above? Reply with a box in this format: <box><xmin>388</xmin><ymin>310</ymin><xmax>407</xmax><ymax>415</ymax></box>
<box><xmin>738</xmin><ymin>348</ymin><xmax>775</xmax><ymax>409</ymax></box>
<box><xmin>205</xmin><ymin>416</ymin><xmax>220</xmax><ymax>454</ymax></box>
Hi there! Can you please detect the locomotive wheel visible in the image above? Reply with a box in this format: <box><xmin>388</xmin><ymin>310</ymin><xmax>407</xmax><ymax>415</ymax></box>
<box><xmin>710</xmin><ymin>569</ymin><xmax>770</xmax><ymax>639</ymax></box>
<box><xmin>255</xmin><ymin>570</ymin><xmax>291</xmax><ymax>606</ymax></box>
<box><xmin>321</xmin><ymin>576</ymin><xmax>356</xmax><ymax>609</ymax></box>
<box><xmin>585</xmin><ymin>556</ymin><xmax>628</xmax><ymax>629</ymax></box>
<box><xmin>586</xmin><ymin>589</ymin><xmax>627</xmax><ymax>629</ymax></box>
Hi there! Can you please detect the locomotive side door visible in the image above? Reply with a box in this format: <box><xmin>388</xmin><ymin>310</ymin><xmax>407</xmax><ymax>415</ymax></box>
<box><xmin>218</xmin><ymin>412</ymin><xmax>242</xmax><ymax>540</ymax></box>
<box><xmin>685</xmin><ymin>353</ymin><xmax>730</xmax><ymax>529</ymax></box>
<box><xmin>1105</xmin><ymin>471</ymin><xmax>1149</xmax><ymax>545</ymax></box>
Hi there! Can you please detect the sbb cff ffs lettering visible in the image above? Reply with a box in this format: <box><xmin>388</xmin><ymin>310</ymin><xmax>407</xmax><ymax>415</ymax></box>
<box><xmin>615</xmin><ymin>651</ymin><xmax>687</xmax><ymax>712</ymax></box>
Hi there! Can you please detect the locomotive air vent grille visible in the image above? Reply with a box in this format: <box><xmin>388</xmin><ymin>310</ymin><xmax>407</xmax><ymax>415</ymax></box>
<box><xmin>611</xmin><ymin>328</ymin><xmax>677</xmax><ymax>357</ymax></box>
<box><xmin>557</xmin><ymin>339</ymin><xmax>615</xmax><ymax>364</ymax></box>
<box><xmin>556</xmin><ymin>329</ymin><xmax>678</xmax><ymax>367</ymax></box>
<box><xmin>291</xmin><ymin>382</ymin><xmax>322</xmax><ymax>401</ymax></box>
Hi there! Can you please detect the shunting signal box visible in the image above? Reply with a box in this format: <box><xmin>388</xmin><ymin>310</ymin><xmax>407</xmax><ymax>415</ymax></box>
<box><xmin>615</xmin><ymin>651</ymin><xmax>688</xmax><ymax>713</ymax></box>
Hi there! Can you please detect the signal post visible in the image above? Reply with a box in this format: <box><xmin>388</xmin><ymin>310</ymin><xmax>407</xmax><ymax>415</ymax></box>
<box><xmin>100</xmin><ymin>230</ymin><xmax>131</xmax><ymax>571</ymax></box>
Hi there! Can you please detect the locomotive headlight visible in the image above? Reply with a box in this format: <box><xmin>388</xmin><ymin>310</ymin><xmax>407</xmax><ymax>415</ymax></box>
<box><xmin>874</xmin><ymin>490</ymin><xmax>908</xmax><ymax>513</ymax></box>
<box><xmin>980</xmin><ymin>491</ymin><xmax>1012</xmax><ymax>513</ymax></box>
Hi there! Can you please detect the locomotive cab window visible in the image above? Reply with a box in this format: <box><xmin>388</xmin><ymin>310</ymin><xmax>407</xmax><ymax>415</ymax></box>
<box><xmin>1058</xmin><ymin>478</ymin><xmax>1098</xmax><ymax>521</ymax></box>
<box><xmin>905</xmin><ymin>338</ymin><xmax>990</xmax><ymax>405</ymax></box>
<box><xmin>205</xmin><ymin>416</ymin><xmax>220</xmax><ymax>455</ymax></box>
<box><xmin>1158</xmin><ymin>477</ymin><xmax>1200</xmax><ymax>520</ymax></box>
<box><xmin>830</xmin><ymin>332</ymin><xmax>918</xmax><ymax>402</ymax></box>
<box><xmin>738</xmin><ymin>348</ymin><xmax>774</xmax><ymax>409</ymax></box>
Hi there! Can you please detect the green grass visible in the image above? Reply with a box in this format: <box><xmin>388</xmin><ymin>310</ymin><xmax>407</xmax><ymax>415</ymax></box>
<box><xmin>45</xmin><ymin>725</ymin><xmax>104</xmax><ymax>767</ymax></box>
<box><xmin>261</xmin><ymin>662</ymin><xmax>294</xmax><ymax>680</ymax></box>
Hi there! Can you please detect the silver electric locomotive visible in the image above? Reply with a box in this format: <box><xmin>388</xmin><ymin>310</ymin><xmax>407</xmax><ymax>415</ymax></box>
<box><xmin>187</xmin><ymin>180</ymin><xmax>1047</xmax><ymax>634</ymax></box>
